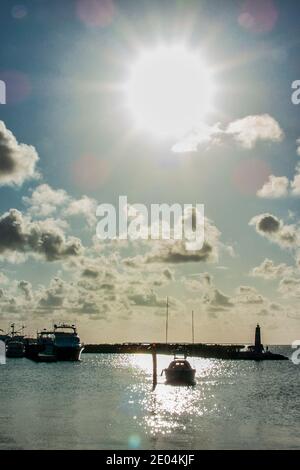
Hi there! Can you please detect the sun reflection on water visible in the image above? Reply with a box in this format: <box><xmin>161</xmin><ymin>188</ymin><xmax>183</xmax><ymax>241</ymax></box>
<box><xmin>126</xmin><ymin>354</ymin><xmax>226</xmax><ymax>437</ymax></box>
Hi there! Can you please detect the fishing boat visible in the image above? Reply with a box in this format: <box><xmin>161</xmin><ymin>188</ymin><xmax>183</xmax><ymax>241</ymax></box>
<box><xmin>53</xmin><ymin>323</ymin><xmax>84</xmax><ymax>361</ymax></box>
<box><xmin>162</xmin><ymin>354</ymin><xmax>196</xmax><ymax>385</ymax></box>
<box><xmin>36</xmin><ymin>330</ymin><xmax>57</xmax><ymax>362</ymax></box>
<box><xmin>26</xmin><ymin>323</ymin><xmax>84</xmax><ymax>362</ymax></box>
<box><xmin>162</xmin><ymin>302</ymin><xmax>197</xmax><ymax>386</ymax></box>
<box><xmin>6</xmin><ymin>324</ymin><xmax>25</xmax><ymax>358</ymax></box>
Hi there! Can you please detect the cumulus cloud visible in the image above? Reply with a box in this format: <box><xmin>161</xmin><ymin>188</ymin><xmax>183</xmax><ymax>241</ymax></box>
<box><xmin>18</xmin><ymin>280</ymin><xmax>33</xmax><ymax>300</ymax></box>
<box><xmin>65</xmin><ymin>195</ymin><xmax>97</xmax><ymax>227</ymax></box>
<box><xmin>38</xmin><ymin>278</ymin><xmax>69</xmax><ymax>309</ymax></box>
<box><xmin>291</xmin><ymin>163</ymin><xmax>300</xmax><ymax>196</ymax></box>
<box><xmin>172</xmin><ymin>114</ymin><xmax>284</xmax><ymax>153</ymax></box>
<box><xmin>297</xmin><ymin>138</ymin><xmax>300</xmax><ymax>157</ymax></box>
<box><xmin>249</xmin><ymin>213</ymin><xmax>299</xmax><ymax>249</ymax></box>
<box><xmin>226</xmin><ymin>114</ymin><xmax>284</xmax><ymax>149</ymax></box>
<box><xmin>163</xmin><ymin>268</ymin><xmax>174</xmax><ymax>280</ymax></box>
<box><xmin>0</xmin><ymin>209</ymin><xmax>83</xmax><ymax>262</ymax></box>
<box><xmin>184</xmin><ymin>272</ymin><xmax>213</xmax><ymax>292</ymax></box>
<box><xmin>128</xmin><ymin>291</ymin><xmax>166</xmax><ymax>308</ymax></box>
<box><xmin>145</xmin><ymin>218</ymin><xmax>221</xmax><ymax>264</ymax></box>
<box><xmin>251</xmin><ymin>258</ymin><xmax>293</xmax><ymax>280</ymax></box>
<box><xmin>208</xmin><ymin>289</ymin><xmax>234</xmax><ymax>309</ymax></box>
<box><xmin>172</xmin><ymin>122</ymin><xmax>222</xmax><ymax>153</ymax></box>
<box><xmin>0</xmin><ymin>121</ymin><xmax>39</xmax><ymax>186</ymax></box>
<box><xmin>278</xmin><ymin>277</ymin><xmax>300</xmax><ymax>298</ymax></box>
<box><xmin>257</xmin><ymin>175</ymin><xmax>289</xmax><ymax>199</ymax></box>
<box><xmin>257</xmin><ymin>140</ymin><xmax>300</xmax><ymax>199</ymax></box>
<box><xmin>23</xmin><ymin>184</ymin><xmax>69</xmax><ymax>217</ymax></box>
<box><xmin>234</xmin><ymin>286</ymin><xmax>265</xmax><ymax>305</ymax></box>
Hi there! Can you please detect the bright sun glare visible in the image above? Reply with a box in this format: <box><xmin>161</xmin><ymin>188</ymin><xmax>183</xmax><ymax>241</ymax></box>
<box><xmin>127</xmin><ymin>45</ymin><xmax>214</xmax><ymax>137</ymax></box>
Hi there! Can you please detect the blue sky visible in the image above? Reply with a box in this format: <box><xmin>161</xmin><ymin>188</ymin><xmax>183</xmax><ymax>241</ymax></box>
<box><xmin>0</xmin><ymin>0</ymin><xmax>300</xmax><ymax>343</ymax></box>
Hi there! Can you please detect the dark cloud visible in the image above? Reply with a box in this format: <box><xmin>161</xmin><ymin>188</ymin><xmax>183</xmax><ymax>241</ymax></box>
<box><xmin>257</xmin><ymin>214</ymin><xmax>280</xmax><ymax>233</ymax></box>
<box><xmin>0</xmin><ymin>121</ymin><xmax>39</xmax><ymax>186</ymax></box>
<box><xmin>18</xmin><ymin>280</ymin><xmax>32</xmax><ymax>300</ymax></box>
<box><xmin>146</xmin><ymin>241</ymin><xmax>215</xmax><ymax>264</ymax></box>
<box><xmin>250</xmin><ymin>213</ymin><xmax>298</xmax><ymax>249</ymax></box>
<box><xmin>0</xmin><ymin>209</ymin><xmax>83</xmax><ymax>262</ymax></box>
<box><xmin>163</xmin><ymin>268</ymin><xmax>173</xmax><ymax>280</ymax></box>
<box><xmin>82</xmin><ymin>268</ymin><xmax>100</xmax><ymax>278</ymax></box>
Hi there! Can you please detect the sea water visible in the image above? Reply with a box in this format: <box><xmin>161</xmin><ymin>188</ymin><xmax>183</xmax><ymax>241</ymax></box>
<box><xmin>0</xmin><ymin>348</ymin><xmax>299</xmax><ymax>449</ymax></box>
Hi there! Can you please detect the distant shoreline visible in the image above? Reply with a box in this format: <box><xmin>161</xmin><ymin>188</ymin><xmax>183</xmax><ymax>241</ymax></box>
<box><xmin>82</xmin><ymin>343</ymin><xmax>289</xmax><ymax>357</ymax></box>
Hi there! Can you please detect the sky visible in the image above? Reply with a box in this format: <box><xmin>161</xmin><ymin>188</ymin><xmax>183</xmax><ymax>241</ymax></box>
<box><xmin>0</xmin><ymin>0</ymin><xmax>300</xmax><ymax>344</ymax></box>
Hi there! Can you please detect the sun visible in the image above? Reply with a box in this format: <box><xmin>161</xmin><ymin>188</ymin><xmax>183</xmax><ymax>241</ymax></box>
<box><xmin>126</xmin><ymin>45</ymin><xmax>214</xmax><ymax>138</ymax></box>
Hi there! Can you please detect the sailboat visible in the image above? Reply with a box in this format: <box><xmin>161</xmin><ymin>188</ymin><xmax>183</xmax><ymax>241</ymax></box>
<box><xmin>162</xmin><ymin>303</ymin><xmax>196</xmax><ymax>386</ymax></box>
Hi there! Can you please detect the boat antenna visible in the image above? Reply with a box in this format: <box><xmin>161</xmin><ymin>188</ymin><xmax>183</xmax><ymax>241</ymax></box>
<box><xmin>165</xmin><ymin>296</ymin><xmax>169</xmax><ymax>344</ymax></box>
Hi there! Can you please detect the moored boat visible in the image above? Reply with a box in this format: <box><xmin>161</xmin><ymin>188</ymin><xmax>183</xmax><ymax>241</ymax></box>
<box><xmin>6</xmin><ymin>324</ymin><xmax>25</xmax><ymax>358</ymax></box>
<box><xmin>6</xmin><ymin>340</ymin><xmax>25</xmax><ymax>358</ymax></box>
<box><xmin>53</xmin><ymin>324</ymin><xmax>84</xmax><ymax>361</ymax></box>
<box><xmin>162</xmin><ymin>354</ymin><xmax>196</xmax><ymax>386</ymax></box>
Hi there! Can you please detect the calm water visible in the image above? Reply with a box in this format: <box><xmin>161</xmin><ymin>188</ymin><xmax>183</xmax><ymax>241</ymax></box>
<box><xmin>0</xmin><ymin>348</ymin><xmax>300</xmax><ymax>450</ymax></box>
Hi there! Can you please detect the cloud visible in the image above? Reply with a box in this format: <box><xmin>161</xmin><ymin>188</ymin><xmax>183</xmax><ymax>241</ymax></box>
<box><xmin>65</xmin><ymin>195</ymin><xmax>97</xmax><ymax>226</ymax></box>
<box><xmin>278</xmin><ymin>277</ymin><xmax>300</xmax><ymax>298</ymax></box>
<box><xmin>18</xmin><ymin>280</ymin><xmax>33</xmax><ymax>300</ymax></box>
<box><xmin>184</xmin><ymin>272</ymin><xmax>213</xmax><ymax>292</ymax></box>
<box><xmin>23</xmin><ymin>184</ymin><xmax>69</xmax><ymax>217</ymax></box>
<box><xmin>128</xmin><ymin>291</ymin><xmax>166</xmax><ymax>308</ymax></box>
<box><xmin>38</xmin><ymin>278</ymin><xmax>69</xmax><ymax>309</ymax></box>
<box><xmin>145</xmin><ymin>218</ymin><xmax>221</xmax><ymax>264</ymax></box>
<box><xmin>210</xmin><ymin>289</ymin><xmax>234</xmax><ymax>308</ymax></box>
<box><xmin>234</xmin><ymin>286</ymin><xmax>265</xmax><ymax>305</ymax></box>
<box><xmin>251</xmin><ymin>258</ymin><xmax>294</xmax><ymax>280</ymax></box>
<box><xmin>249</xmin><ymin>213</ymin><xmax>298</xmax><ymax>249</ymax></box>
<box><xmin>172</xmin><ymin>122</ymin><xmax>222</xmax><ymax>153</ymax></box>
<box><xmin>226</xmin><ymin>114</ymin><xmax>284</xmax><ymax>149</ymax></box>
<box><xmin>297</xmin><ymin>138</ymin><xmax>300</xmax><ymax>157</ymax></box>
<box><xmin>172</xmin><ymin>114</ymin><xmax>283</xmax><ymax>153</ymax></box>
<box><xmin>203</xmin><ymin>288</ymin><xmax>234</xmax><ymax>316</ymax></box>
<box><xmin>0</xmin><ymin>121</ymin><xmax>39</xmax><ymax>186</ymax></box>
<box><xmin>257</xmin><ymin>175</ymin><xmax>289</xmax><ymax>199</ymax></box>
<box><xmin>0</xmin><ymin>209</ymin><xmax>83</xmax><ymax>262</ymax></box>
<box><xmin>0</xmin><ymin>272</ymin><xmax>8</xmax><ymax>284</ymax></box>
<box><xmin>163</xmin><ymin>268</ymin><xmax>173</xmax><ymax>280</ymax></box>
<box><xmin>257</xmin><ymin>140</ymin><xmax>300</xmax><ymax>199</ymax></box>
<box><xmin>291</xmin><ymin>163</ymin><xmax>300</xmax><ymax>196</ymax></box>
<box><xmin>81</xmin><ymin>267</ymin><xmax>100</xmax><ymax>278</ymax></box>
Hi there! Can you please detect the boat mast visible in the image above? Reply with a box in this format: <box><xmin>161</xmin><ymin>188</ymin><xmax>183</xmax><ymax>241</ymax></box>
<box><xmin>165</xmin><ymin>296</ymin><xmax>169</xmax><ymax>344</ymax></box>
<box><xmin>192</xmin><ymin>310</ymin><xmax>194</xmax><ymax>344</ymax></box>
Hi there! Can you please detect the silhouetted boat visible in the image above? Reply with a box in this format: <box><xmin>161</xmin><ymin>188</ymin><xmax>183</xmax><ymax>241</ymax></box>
<box><xmin>26</xmin><ymin>324</ymin><xmax>84</xmax><ymax>362</ymax></box>
<box><xmin>161</xmin><ymin>302</ymin><xmax>197</xmax><ymax>385</ymax></box>
<box><xmin>162</xmin><ymin>354</ymin><xmax>196</xmax><ymax>386</ymax></box>
<box><xmin>36</xmin><ymin>330</ymin><xmax>57</xmax><ymax>362</ymax></box>
<box><xmin>6</xmin><ymin>324</ymin><xmax>25</xmax><ymax>358</ymax></box>
<box><xmin>53</xmin><ymin>324</ymin><xmax>84</xmax><ymax>361</ymax></box>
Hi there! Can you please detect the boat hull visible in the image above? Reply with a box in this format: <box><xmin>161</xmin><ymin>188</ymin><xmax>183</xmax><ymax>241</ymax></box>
<box><xmin>6</xmin><ymin>343</ymin><xmax>25</xmax><ymax>358</ymax></box>
<box><xmin>165</xmin><ymin>368</ymin><xmax>196</xmax><ymax>386</ymax></box>
<box><xmin>6</xmin><ymin>350</ymin><xmax>25</xmax><ymax>358</ymax></box>
<box><xmin>54</xmin><ymin>346</ymin><xmax>84</xmax><ymax>361</ymax></box>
